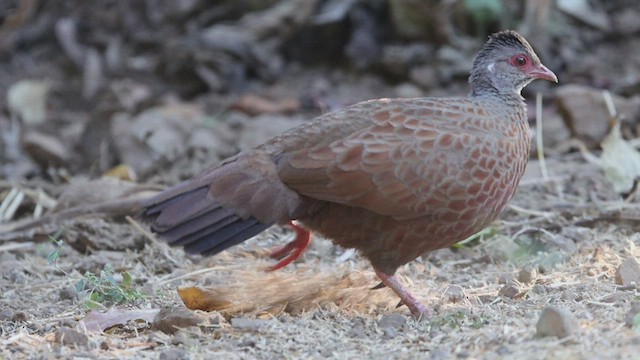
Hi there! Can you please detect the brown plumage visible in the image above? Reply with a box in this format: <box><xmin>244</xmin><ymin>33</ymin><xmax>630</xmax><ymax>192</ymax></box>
<box><xmin>139</xmin><ymin>30</ymin><xmax>557</xmax><ymax>317</ymax></box>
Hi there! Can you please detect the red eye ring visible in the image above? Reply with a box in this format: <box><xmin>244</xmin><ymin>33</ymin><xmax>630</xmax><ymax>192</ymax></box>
<box><xmin>511</xmin><ymin>54</ymin><xmax>528</xmax><ymax>67</ymax></box>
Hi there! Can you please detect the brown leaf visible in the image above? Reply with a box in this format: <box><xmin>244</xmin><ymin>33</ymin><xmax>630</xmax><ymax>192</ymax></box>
<box><xmin>81</xmin><ymin>308</ymin><xmax>159</xmax><ymax>333</ymax></box>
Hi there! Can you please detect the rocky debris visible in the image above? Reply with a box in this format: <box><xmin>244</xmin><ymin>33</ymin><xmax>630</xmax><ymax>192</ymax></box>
<box><xmin>536</xmin><ymin>306</ymin><xmax>578</xmax><ymax>339</ymax></box>
<box><xmin>111</xmin><ymin>103</ymin><xmax>228</xmax><ymax>177</ymax></box>
<box><xmin>556</xmin><ymin>84</ymin><xmax>640</xmax><ymax>147</ymax></box>
<box><xmin>54</xmin><ymin>328</ymin><xmax>89</xmax><ymax>348</ymax></box>
<box><xmin>615</xmin><ymin>258</ymin><xmax>640</xmax><ymax>286</ymax></box>
<box><xmin>152</xmin><ymin>307</ymin><xmax>201</xmax><ymax>335</ymax></box>
<box><xmin>498</xmin><ymin>282</ymin><xmax>521</xmax><ymax>299</ymax></box>
<box><xmin>517</xmin><ymin>266</ymin><xmax>538</xmax><ymax>284</ymax></box>
<box><xmin>377</xmin><ymin>313</ymin><xmax>406</xmax><ymax>338</ymax></box>
<box><xmin>444</xmin><ymin>285</ymin><xmax>465</xmax><ymax>303</ymax></box>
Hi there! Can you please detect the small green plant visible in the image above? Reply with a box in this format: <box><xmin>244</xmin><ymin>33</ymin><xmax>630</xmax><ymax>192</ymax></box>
<box><xmin>47</xmin><ymin>232</ymin><xmax>144</xmax><ymax>309</ymax></box>
<box><xmin>432</xmin><ymin>311</ymin><xmax>489</xmax><ymax>330</ymax></box>
<box><xmin>75</xmin><ymin>264</ymin><xmax>144</xmax><ymax>309</ymax></box>
<box><xmin>47</xmin><ymin>231</ymin><xmax>65</xmax><ymax>267</ymax></box>
<box><xmin>452</xmin><ymin>226</ymin><xmax>498</xmax><ymax>249</ymax></box>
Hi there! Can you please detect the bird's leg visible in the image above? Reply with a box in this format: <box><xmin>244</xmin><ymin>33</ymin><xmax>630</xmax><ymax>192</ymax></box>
<box><xmin>268</xmin><ymin>221</ymin><xmax>311</xmax><ymax>271</ymax></box>
<box><xmin>374</xmin><ymin>269</ymin><xmax>432</xmax><ymax>319</ymax></box>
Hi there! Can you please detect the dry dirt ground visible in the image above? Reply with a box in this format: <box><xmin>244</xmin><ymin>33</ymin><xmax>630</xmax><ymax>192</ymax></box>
<box><xmin>2</xmin><ymin>124</ymin><xmax>640</xmax><ymax>360</ymax></box>
<box><xmin>2</xmin><ymin>1</ymin><xmax>640</xmax><ymax>359</ymax></box>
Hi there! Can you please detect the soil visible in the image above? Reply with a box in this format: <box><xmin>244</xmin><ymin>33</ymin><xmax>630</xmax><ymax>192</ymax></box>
<box><xmin>2</xmin><ymin>1</ymin><xmax>640</xmax><ymax>359</ymax></box>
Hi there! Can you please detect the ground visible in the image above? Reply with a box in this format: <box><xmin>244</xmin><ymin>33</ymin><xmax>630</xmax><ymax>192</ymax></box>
<box><xmin>1</xmin><ymin>1</ymin><xmax>640</xmax><ymax>359</ymax></box>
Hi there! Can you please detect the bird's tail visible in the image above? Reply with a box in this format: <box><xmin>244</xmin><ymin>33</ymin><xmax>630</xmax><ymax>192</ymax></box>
<box><xmin>139</xmin><ymin>185</ymin><xmax>272</xmax><ymax>256</ymax></box>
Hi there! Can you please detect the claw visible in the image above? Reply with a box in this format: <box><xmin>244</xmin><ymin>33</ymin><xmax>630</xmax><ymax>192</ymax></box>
<box><xmin>371</xmin><ymin>282</ymin><xmax>386</xmax><ymax>290</ymax></box>
<box><xmin>268</xmin><ymin>221</ymin><xmax>311</xmax><ymax>271</ymax></box>
<box><xmin>374</xmin><ymin>269</ymin><xmax>431</xmax><ymax>319</ymax></box>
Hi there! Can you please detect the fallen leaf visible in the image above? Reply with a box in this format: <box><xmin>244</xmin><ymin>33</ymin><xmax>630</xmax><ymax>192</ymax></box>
<box><xmin>80</xmin><ymin>308</ymin><xmax>159</xmax><ymax>333</ymax></box>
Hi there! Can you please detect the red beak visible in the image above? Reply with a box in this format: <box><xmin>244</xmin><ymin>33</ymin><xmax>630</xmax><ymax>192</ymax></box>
<box><xmin>530</xmin><ymin>64</ymin><xmax>558</xmax><ymax>83</ymax></box>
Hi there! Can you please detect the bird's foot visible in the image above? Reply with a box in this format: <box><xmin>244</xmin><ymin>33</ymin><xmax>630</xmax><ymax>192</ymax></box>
<box><xmin>268</xmin><ymin>221</ymin><xmax>311</xmax><ymax>271</ymax></box>
<box><xmin>374</xmin><ymin>269</ymin><xmax>432</xmax><ymax>319</ymax></box>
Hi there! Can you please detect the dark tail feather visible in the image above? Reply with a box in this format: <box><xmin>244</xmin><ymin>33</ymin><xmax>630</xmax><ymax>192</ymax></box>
<box><xmin>139</xmin><ymin>186</ymin><xmax>273</xmax><ymax>257</ymax></box>
<box><xmin>186</xmin><ymin>219</ymin><xmax>271</xmax><ymax>255</ymax></box>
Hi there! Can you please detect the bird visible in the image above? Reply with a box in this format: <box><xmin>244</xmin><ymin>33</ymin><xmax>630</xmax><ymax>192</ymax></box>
<box><xmin>138</xmin><ymin>30</ymin><xmax>557</xmax><ymax>318</ymax></box>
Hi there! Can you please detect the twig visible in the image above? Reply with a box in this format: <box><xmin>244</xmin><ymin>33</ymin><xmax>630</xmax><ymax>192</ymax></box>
<box><xmin>535</xmin><ymin>92</ymin><xmax>548</xmax><ymax>180</ymax></box>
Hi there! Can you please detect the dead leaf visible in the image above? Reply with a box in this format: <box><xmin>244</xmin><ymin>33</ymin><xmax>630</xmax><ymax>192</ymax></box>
<box><xmin>81</xmin><ymin>308</ymin><xmax>159</xmax><ymax>333</ymax></box>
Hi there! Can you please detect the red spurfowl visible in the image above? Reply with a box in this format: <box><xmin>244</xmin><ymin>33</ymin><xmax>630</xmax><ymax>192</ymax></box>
<box><xmin>139</xmin><ymin>30</ymin><xmax>557</xmax><ymax>317</ymax></box>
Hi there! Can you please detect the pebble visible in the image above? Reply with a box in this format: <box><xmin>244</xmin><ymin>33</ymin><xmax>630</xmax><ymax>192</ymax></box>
<box><xmin>518</xmin><ymin>266</ymin><xmax>538</xmax><ymax>284</ymax></box>
<box><xmin>498</xmin><ymin>282</ymin><xmax>520</xmax><ymax>299</ymax></box>
<box><xmin>615</xmin><ymin>258</ymin><xmax>640</xmax><ymax>286</ymax></box>
<box><xmin>556</xmin><ymin>84</ymin><xmax>640</xmax><ymax>147</ymax></box>
<box><xmin>54</xmin><ymin>328</ymin><xmax>89</xmax><ymax>348</ymax></box>
<box><xmin>152</xmin><ymin>307</ymin><xmax>200</xmax><ymax>335</ymax></box>
<box><xmin>444</xmin><ymin>285</ymin><xmax>465</xmax><ymax>303</ymax></box>
<box><xmin>378</xmin><ymin>313</ymin><xmax>406</xmax><ymax>338</ymax></box>
<box><xmin>535</xmin><ymin>306</ymin><xmax>577</xmax><ymax>338</ymax></box>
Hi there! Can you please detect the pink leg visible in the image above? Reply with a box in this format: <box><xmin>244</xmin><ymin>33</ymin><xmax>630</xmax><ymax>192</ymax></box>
<box><xmin>268</xmin><ymin>221</ymin><xmax>311</xmax><ymax>271</ymax></box>
<box><xmin>374</xmin><ymin>269</ymin><xmax>432</xmax><ymax>319</ymax></box>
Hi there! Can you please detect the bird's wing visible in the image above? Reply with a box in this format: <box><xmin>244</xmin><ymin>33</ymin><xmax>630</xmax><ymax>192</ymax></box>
<box><xmin>277</xmin><ymin>98</ymin><xmax>492</xmax><ymax>219</ymax></box>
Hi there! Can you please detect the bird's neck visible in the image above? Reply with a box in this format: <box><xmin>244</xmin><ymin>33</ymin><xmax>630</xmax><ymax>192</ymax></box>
<box><xmin>470</xmin><ymin>84</ymin><xmax>525</xmax><ymax>108</ymax></box>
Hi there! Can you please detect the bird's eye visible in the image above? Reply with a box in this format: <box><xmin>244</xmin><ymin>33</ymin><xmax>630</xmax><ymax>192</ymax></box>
<box><xmin>511</xmin><ymin>54</ymin><xmax>528</xmax><ymax>67</ymax></box>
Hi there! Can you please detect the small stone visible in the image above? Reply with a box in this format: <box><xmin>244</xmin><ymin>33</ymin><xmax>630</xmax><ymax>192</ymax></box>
<box><xmin>498</xmin><ymin>282</ymin><xmax>520</xmax><ymax>299</ymax></box>
<box><xmin>615</xmin><ymin>258</ymin><xmax>640</xmax><ymax>286</ymax></box>
<box><xmin>556</xmin><ymin>84</ymin><xmax>640</xmax><ymax>147</ymax></box>
<box><xmin>381</xmin><ymin>326</ymin><xmax>397</xmax><ymax>338</ymax></box>
<box><xmin>624</xmin><ymin>302</ymin><xmax>640</xmax><ymax>327</ymax></box>
<box><xmin>11</xmin><ymin>311</ymin><xmax>29</xmax><ymax>322</ymax></box>
<box><xmin>518</xmin><ymin>266</ymin><xmax>538</xmax><ymax>284</ymax></box>
<box><xmin>531</xmin><ymin>284</ymin><xmax>548</xmax><ymax>295</ymax></box>
<box><xmin>58</xmin><ymin>287</ymin><xmax>77</xmax><ymax>301</ymax></box>
<box><xmin>230</xmin><ymin>317</ymin><xmax>272</xmax><ymax>330</ymax></box>
<box><xmin>159</xmin><ymin>348</ymin><xmax>189</xmax><ymax>360</ymax></box>
<box><xmin>377</xmin><ymin>313</ymin><xmax>406</xmax><ymax>331</ymax></box>
<box><xmin>444</xmin><ymin>285</ymin><xmax>465</xmax><ymax>303</ymax></box>
<box><xmin>536</xmin><ymin>306</ymin><xmax>577</xmax><ymax>338</ymax></box>
<box><xmin>54</xmin><ymin>328</ymin><xmax>89</xmax><ymax>348</ymax></box>
<box><xmin>152</xmin><ymin>307</ymin><xmax>200</xmax><ymax>335</ymax></box>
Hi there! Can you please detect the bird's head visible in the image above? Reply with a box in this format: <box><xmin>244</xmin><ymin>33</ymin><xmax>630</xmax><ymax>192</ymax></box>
<box><xmin>469</xmin><ymin>30</ymin><xmax>557</xmax><ymax>97</ymax></box>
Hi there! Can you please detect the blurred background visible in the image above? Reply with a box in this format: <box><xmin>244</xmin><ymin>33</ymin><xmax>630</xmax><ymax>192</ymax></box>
<box><xmin>0</xmin><ymin>0</ymin><xmax>637</xmax><ymax>185</ymax></box>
